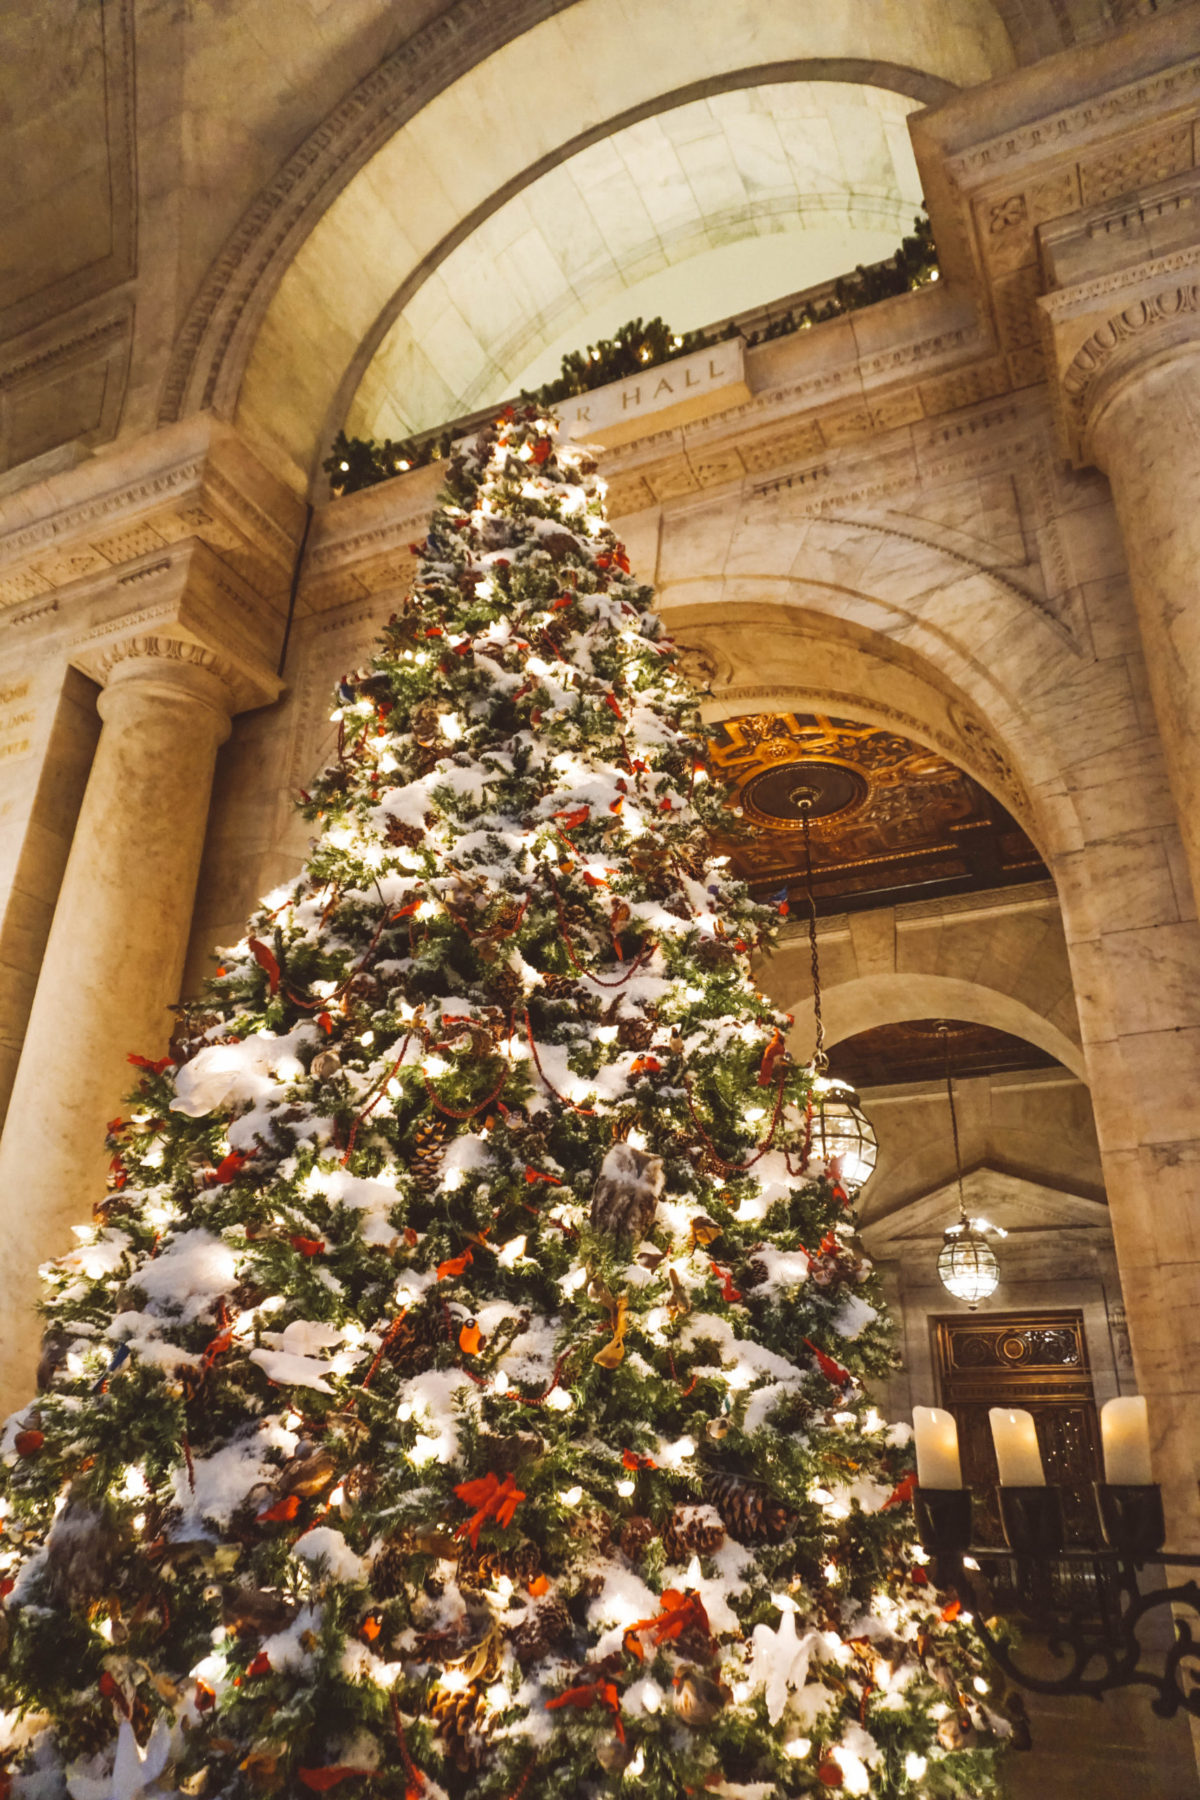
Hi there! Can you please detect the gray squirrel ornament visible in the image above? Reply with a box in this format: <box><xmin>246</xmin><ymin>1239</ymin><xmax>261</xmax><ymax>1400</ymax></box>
<box><xmin>590</xmin><ymin>1141</ymin><xmax>665</xmax><ymax>1241</ymax></box>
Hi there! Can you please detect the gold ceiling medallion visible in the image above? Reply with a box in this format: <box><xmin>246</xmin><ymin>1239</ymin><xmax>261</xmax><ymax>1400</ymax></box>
<box><xmin>706</xmin><ymin>709</ymin><xmax>1047</xmax><ymax>911</ymax></box>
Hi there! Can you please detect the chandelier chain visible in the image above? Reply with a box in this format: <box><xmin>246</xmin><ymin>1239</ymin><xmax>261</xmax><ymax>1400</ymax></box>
<box><xmin>938</xmin><ymin>1021</ymin><xmax>967</xmax><ymax>1221</ymax></box>
<box><xmin>800</xmin><ymin>803</ymin><xmax>827</xmax><ymax>1071</ymax></box>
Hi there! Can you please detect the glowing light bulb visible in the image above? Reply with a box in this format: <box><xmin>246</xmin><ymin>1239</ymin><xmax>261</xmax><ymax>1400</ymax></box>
<box><xmin>905</xmin><ymin>1752</ymin><xmax>928</xmax><ymax>1779</ymax></box>
<box><xmin>784</xmin><ymin>1737</ymin><xmax>812</xmax><ymax>1758</ymax></box>
<box><xmin>617</xmin><ymin>1478</ymin><xmax>635</xmax><ymax>1498</ymax></box>
<box><xmin>545</xmin><ymin>1387</ymin><xmax>573</xmax><ymax>1412</ymax></box>
<box><xmin>493</xmin><ymin>1371</ymin><xmax>510</xmax><ymax>1396</ymax></box>
<box><xmin>497</xmin><ymin>1235</ymin><xmax>527</xmax><ymax>1267</ymax></box>
<box><xmin>561</xmin><ymin>1485</ymin><xmax>583</xmax><ymax>1506</ymax></box>
<box><xmin>626</xmin><ymin>1747</ymin><xmax>645</xmax><ymax>1778</ymax></box>
<box><xmin>397</xmin><ymin>1401</ymin><xmax>414</xmax><ymax>1422</ymax></box>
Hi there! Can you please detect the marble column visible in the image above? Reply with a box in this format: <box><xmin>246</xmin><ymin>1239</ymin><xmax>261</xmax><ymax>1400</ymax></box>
<box><xmin>1083</xmin><ymin>343</ymin><xmax>1200</xmax><ymax>919</ymax></box>
<box><xmin>0</xmin><ymin>642</ymin><xmax>234</xmax><ymax>1404</ymax></box>
<box><xmin>1038</xmin><ymin>210</ymin><xmax>1200</xmax><ymax>918</ymax></box>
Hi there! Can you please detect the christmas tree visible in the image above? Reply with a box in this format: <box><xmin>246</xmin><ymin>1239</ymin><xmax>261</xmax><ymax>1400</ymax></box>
<box><xmin>0</xmin><ymin>411</ymin><xmax>1009</xmax><ymax>1799</ymax></box>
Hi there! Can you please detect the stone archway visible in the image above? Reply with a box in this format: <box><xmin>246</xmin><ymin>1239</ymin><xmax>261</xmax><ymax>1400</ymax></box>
<box><xmin>649</xmin><ymin>543</ymin><xmax>1200</xmax><ymax>1533</ymax></box>
<box><xmin>779</xmin><ymin>969</ymin><xmax>1085</xmax><ymax>1078</ymax></box>
<box><xmin>161</xmin><ymin>0</ymin><xmax>1025</xmax><ymax>485</ymax></box>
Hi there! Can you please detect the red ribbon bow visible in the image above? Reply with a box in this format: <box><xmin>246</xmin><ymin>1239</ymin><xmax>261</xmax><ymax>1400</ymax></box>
<box><xmin>454</xmin><ymin>1471</ymin><xmax>526</xmax><ymax>1547</ymax></box>
<box><xmin>546</xmin><ymin>1680</ymin><xmax>624</xmax><ymax>1741</ymax></box>
<box><xmin>622</xmin><ymin>1588</ymin><xmax>711</xmax><ymax>1661</ymax></box>
<box><xmin>710</xmin><ymin>1260</ymin><xmax>743</xmax><ymax>1305</ymax></box>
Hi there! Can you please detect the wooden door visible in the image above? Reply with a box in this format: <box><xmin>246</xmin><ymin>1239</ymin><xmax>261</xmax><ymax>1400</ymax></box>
<box><xmin>932</xmin><ymin>1310</ymin><xmax>1102</xmax><ymax>1548</ymax></box>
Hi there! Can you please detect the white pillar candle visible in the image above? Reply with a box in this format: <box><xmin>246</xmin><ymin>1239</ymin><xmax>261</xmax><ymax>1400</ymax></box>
<box><xmin>989</xmin><ymin>1408</ymin><xmax>1045</xmax><ymax>1487</ymax></box>
<box><xmin>912</xmin><ymin>1406</ymin><xmax>963</xmax><ymax>1490</ymax></box>
<box><xmin>1100</xmin><ymin>1395</ymin><xmax>1152</xmax><ymax>1486</ymax></box>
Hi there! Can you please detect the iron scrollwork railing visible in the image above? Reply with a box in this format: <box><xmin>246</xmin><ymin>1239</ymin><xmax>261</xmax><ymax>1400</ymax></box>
<box><xmin>916</xmin><ymin>1483</ymin><xmax>1200</xmax><ymax>1720</ymax></box>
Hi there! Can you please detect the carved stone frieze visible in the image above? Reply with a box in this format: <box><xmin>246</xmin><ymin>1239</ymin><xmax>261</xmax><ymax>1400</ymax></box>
<box><xmin>0</xmin><ymin>419</ymin><xmax>305</xmax><ymax>618</ymax></box>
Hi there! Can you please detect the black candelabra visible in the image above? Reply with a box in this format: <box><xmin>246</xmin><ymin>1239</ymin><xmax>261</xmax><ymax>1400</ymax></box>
<box><xmin>915</xmin><ymin>1480</ymin><xmax>1200</xmax><ymax>1720</ymax></box>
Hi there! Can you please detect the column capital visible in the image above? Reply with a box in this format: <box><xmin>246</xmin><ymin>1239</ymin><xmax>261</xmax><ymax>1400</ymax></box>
<box><xmin>1037</xmin><ymin>169</ymin><xmax>1200</xmax><ymax>465</ymax></box>
<box><xmin>93</xmin><ymin>639</ymin><xmax>239</xmax><ymax>744</ymax></box>
<box><xmin>69</xmin><ymin>536</ymin><xmax>284</xmax><ymax>714</ymax></box>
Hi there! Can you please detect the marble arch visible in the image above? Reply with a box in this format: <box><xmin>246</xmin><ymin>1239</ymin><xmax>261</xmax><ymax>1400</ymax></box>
<box><xmin>662</xmin><ymin>585</ymin><xmax>1070</xmax><ymax>862</ymax></box>
<box><xmin>780</xmin><ymin>970</ymin><xmax>1086</xmax><ymax>1080</ymax></box>
<box><xmin>167</xmin><ymin>0</ymin><xmax>1025</xmax><ymax>486</ymax></box>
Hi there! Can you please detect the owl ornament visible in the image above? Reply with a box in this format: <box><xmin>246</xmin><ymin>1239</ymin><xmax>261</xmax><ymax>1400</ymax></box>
<box><xmin>590</xmin><ymin>1142</ymin><xmax>665</xmax><ymax>1242</ymax></box>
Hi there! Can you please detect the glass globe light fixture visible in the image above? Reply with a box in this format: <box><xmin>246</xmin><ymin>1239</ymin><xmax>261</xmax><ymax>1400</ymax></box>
<box><xmin>811</xmin><ymin>1075</ymin><xmax>878</xmax><ymax>1195</ymax></box>
<box><xmin>933</xmin><ymin>1021</ymin><xmax>1002</xmax><ymax>1308</ymax></box>
<box><xmin>937</xmin><ymin>1219</ymin><xmax>1000</xmax><ymax>1310</ymax></box>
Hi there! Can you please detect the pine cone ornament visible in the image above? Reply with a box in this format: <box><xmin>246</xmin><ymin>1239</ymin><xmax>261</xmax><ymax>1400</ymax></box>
<box><xmin>509</xmin><ymin>1598</ymin><xmax>573</xmax><ymax>1668</ymax></box>
<box><xmin>617</xmin><ymin>1017</ymin><xmax>654</xmax><ymax>1051</ymax></box>
<box><xmin>703</xmin><ymin>1471</ymin><xmax>793</xmax><ymax>1545</ymax></box>
<box><xmin>411</xmin><ymin>1118</ymin><xmax>448</xmax><ymax>1194</ymax></box>
<box><xmin>590</xmin><ymin>1142</ymin><xmax>665</xmax><ymax>1241</ymax></box>
<box><xmin>385</xmin><ymin>816</ymin><xmax>424</xmax><ymax>849</ymax></box>
<box><xmin>661</xmin><ymin>1504</ymin><xmax>726</xmax><ymax>1562</ymax></box>
<box><xmin>489</xmin><ymin>965</ymin><xmax>525</xmax><ymax>1008</ymax></box>
<box><xmin>429</xmin><ymin>1681</ymin><xmax>491</xmax><ymax>1772</ymax></box>
<box><xmin>385</xmin><ymin>1306</ymin><xmax>442</xmax><ymax>1375</ymax></box>
<box><xmin>369</xmin><ymin>1537</ymin><xmax>409</xmax><ymax>1601</ymax></box>
<box><xmin>619</xmin><ymin>1514</ymin><xmax>655</xmax><ymax>1560</ymax></box>
<box><xmin>456</xmin><ymin>1540</ymin><xmax>542</xmax><ymax>1588</ymax></box>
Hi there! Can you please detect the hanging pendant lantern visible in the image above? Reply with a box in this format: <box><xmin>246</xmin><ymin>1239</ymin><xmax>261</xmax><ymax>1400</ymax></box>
<box><xmin>797</xmin><ymin>798</ymin><xmax>877</xmax><ymax>1195</ymax></box>
<box><xmin>934</xmin><ymin>1022</ymin><xmax>1001</xmax><ymax>1309</ymax></box>
<box><xmin>811</xmin><ymin>1075</ymin><xmax>877</xmax><ymax>1195</ymax></box>
<box><xmin>937</xmin><ymin>1219</ymin><xmax>1000</xmax><ymax>1309</ymax></box>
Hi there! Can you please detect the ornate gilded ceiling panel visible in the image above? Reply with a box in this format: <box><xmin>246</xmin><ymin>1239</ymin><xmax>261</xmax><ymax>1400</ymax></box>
<box><xmin>706</xmin><ymin>710</ymin><xmax>1046</xmax><ymax>912</ymax></box>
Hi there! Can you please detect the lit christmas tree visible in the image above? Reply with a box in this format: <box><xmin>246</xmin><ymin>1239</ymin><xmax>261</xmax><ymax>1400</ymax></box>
<box><xmin>0</xmin><ymin>412</ymin><xmax>1009</xmax><ymax>1799</ymax></box>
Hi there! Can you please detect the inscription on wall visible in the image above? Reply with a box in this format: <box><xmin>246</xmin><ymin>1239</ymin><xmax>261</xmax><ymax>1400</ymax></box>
<box><xmin>563</xmin><ymin>338</ymin><xmax>750</xmax><ymax>448</ymax></box>
<box><xmin>0</xmin><ymin>679</ymin><xmax>34</xmax><ymax>765</ymax></box>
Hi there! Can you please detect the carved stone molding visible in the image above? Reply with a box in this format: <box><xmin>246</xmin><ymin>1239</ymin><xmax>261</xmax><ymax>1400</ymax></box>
<box><xmin>1038</xmin><ymin>247</ymin><xmax>1200</xmax><ymax>458</ymax></box>
<box><xmin>1061</xmin><ymin>281</ymin><xmax>1200</xmax><ymax>405</ymax></box>
<box><xmin>158</xmin><ymin>0</ymin><xmax>577</xmax><ymax>426</ymax></box>
<box><xmin>0</xmin><ymin>299</ymin><xmax>133</xmax><ymax>476</ymax></box>
<box><xmin>67</xmin><ymin>540</ymin><xmax>284</xmax><ymax>715</ymax></box>
<box><xmin>92</xmin><ymin>633</ymin><xmax>243</xmax><ymax>708</ymax></box>
<box><xmin>942</xmin><ymin>54</ymin><xmax>1200</xmax><ymax>186</ymax></box>
<box><xmin>0</xmin><ymin>419</ymin><xmax>305</xmax><ymax>616</ymax></box>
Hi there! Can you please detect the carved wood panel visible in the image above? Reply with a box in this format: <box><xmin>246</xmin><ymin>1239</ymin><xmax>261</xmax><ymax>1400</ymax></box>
<box><xmin>933</xmin><ymin>1309</ymin><xmax>1102</xmax><ymax>1548</ymax></box>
